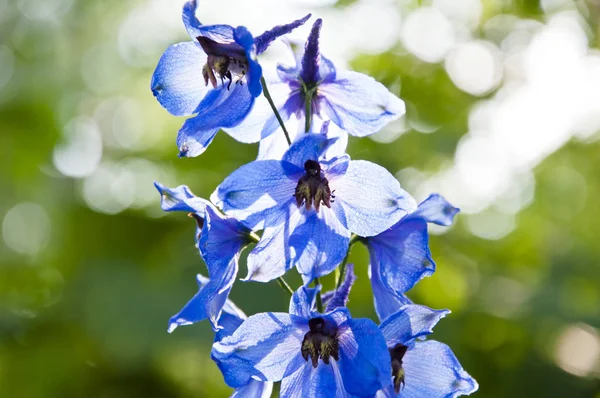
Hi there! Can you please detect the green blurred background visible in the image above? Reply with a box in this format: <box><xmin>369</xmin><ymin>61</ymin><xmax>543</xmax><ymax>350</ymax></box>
<box><xmin>1</xmin><ymin>0</ymin><xmax>600</xmax><ymax>396</ymax></box>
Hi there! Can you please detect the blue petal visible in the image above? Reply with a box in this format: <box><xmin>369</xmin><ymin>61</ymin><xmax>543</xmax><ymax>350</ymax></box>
<box><xmin>211</xmin><ymin>160</ymin><xmax>301</xmax><ymax>230</ymax></box>
<box><xmin>182</xmin><ymin>0</ymin><xmax>235</xmax><ymax>43</ymax></box>
<box><xmin>368</xmin><ymin>218</ymin><xmax>434</xmax><ymax>302</ymax></box>
<box><xmin>329</xmin><ymin>160</ymin><xmax>417</xmax><ymax>237</ymax></box>
<box><xmin>319</xmin><ymin>71</ymin><xmax>405</xmax><ymax>137</ymax></box>
<box><xmin>168</xmin><ymin>259</ymin><xmax>237</xmax><ymax>332</ymax></box>
<box><xmin>379</xmin><ymin>305</ymin><xmax>450</xmax><ymax>347</ymax></box>
<box><xmin>402</xmin><ymin>340</ymin><xmax>478</xmax><ymax>397</ymax></box>
<box><xmin>337</xmin><ymin>318</ymin><xmax>391</xmax><ymax>396</ymax></box>
<box><xmin>408</xmin><ymin>193</ymin><xmax>460</xmax><ymax>226</ymax></box>
<box><xmin>151</xmin><ymin>42</ymin><xmax>209</xmax><ymax>117</ymax></box>
<box><xmin>177</xmin><ymin>84</ymin><xmax>254</xmax><ymax>157</ymax></box>
<box><xmin>289</xmin><ymin>285</ymin><xmax>320</xmax><ymax>318</ymax></box>
<box><xmin>291</xmin><ymin>207</ymin><xmax>350</xmax><ymax>285</ymax></box>
<box><xmin>280</xmin><ymin>362</ymin><xmax>349</xmax><ymax>398</ymax></box>
<box><xmin>200</xmin><ymin>205</ymin><xmax>248</xmax><ymax>273</ymax></box>
<box><xmin>254</xmin><ymin>13</ymin><xmax>312</xmax><ymax>55</ymax></box>
<box><xmin>325</xmin><ymin>263</ymin><xmax>356</xmax><ymax>312</ymax></box>
<box><xmin>370</xmin><ymin>258</ymin><xmax>411</xmax><ymax>322</ymax></box>
<box><xmin>211</xmin><ymin>312</ymin><xmax>308</xmax><ymax>387</ymax></box>
<box><xmin>154</xmin><ymin>182</ymin><xmax>209</xmax><ymax>214</ymax></box>
<box><xmin>231</xmin><ymin>379</ymin><xmax>273</xmax><ymax>398</ymax></box>
<box><xmin>234</xmin><ymin>26</ymin><xmax>262</xmax><ymax>98</ymax></box>
<box><xmin>300</xmin><ymin>19</ymin><xmax>322</xmax><ymax>85</ymax></box>
<box><xmin>283</xmin><ymin>133</ymin><xmax>339</xmax><ymax>169</ymax></box>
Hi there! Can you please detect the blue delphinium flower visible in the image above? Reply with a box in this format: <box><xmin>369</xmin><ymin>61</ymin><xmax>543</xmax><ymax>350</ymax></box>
<box><xmin>365</xmin><ymin>194</ymin><xmax>459</xmax><ymax>320</ymax></box>
<box><xmin>211</xmin><ymin>133</ymin><xmax>416</xmax><ymax>284</ymax></box>
<box><xmin>376</xmin><ymin>304</ymin><xmax>478</xmax><ymax>397</ymax></box>
<box><xmin>155</xmin><ymin>182</ymin><xmax>253</xmax><ymax>331</ymax></box>
<box><xmin>255</xmin><ymin>18</ymin><xmax>406</xmax><ymax>160</ymax></box>
<box><xmin>211</xmin><ymin>268</ymin><xmax>391</xmax><ymax>397</ymax></box>
<box><xmin>151</xmin><ymin>0</ymin><xmax>310</xmax><ymax>157</ymax></box>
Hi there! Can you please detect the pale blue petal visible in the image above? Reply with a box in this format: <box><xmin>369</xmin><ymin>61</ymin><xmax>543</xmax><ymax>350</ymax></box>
<box><xmin>231</xmin><ymin>379</ymin><xmax>273</xmax><ymax>398</ymax></box>
<box><xmin>337</xmin><ymin>318</ymin><xmax>391</xmax><ymax>396</ymax></box>
<box><xmin>379</xmin><ymin>305</ymin><xmax>450</xmax><ymax>347</ymax></box>
<box><xmin>370</xmin><ymin>259</ymin><xmax>411</xmax><ymax>322</ymax></box>
<box><xmin>319</xmin><ymin>71</ymin><xmax>406</xmax><ymax>137</ymax></box>
<box><xmin>151</xmin><ymin>42</ymin><xmax>209</xmax><ymax>117</ymax></box>
<box><xmin>368</xmin><ymin>218</ymin><xmax>434</xmax><ymax>300</ymax></box>
<box><xmin>289</xmin><ymin>285</ymin><xmax>320</xmax><ymax>318</ymax></box>
<box><xmin>212</xmin><ymin>312</ymin><xmax>308</xmax><ymax>387</ymax></box>
<box><xmin>283</xmin><ymin>133</ymin><xmax>339</xmax><ymax>169</ymax></box>
<box><xmin>408</xmin><ymin>194</ymin><xmax>459</xmax><ymax>226</ymax></box>
<box><xmin>402</xmin><ymin>341</ymin><xmax>478</xmax><ymax>397</ymax></box>
<box><xmin>281</xmin><ymin>362</ymin><xmax>350</xmax><ymax>398</ymax></box>
<box><xmin>210</xmin><ymin>160</ymin><xmax>301</xmax><ymax>230</ymax></box>
<box><xmin>154</xmin><ymin>182</ymin><xmax>209</xmax><ymax>214</ymax></box>
<box><xmin>330</xmin><ymin>160</ymin><xmax>417</xmax><ymax>237</ymax></box>
<box><xmin>182</xmin><ymin>0</ymin><xmax>235</xmax><ymax>43</ymax></box>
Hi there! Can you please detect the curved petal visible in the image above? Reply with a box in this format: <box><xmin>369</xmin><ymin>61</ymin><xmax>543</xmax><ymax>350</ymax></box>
<box><xmin>330</xmin><ymin>160</ymin><xmax>417</xmax><ymax>237</ymax></box>
<box><xmin>325</xmin><ymin>263</ymin><xmax>356</xmax><ymax>312</ymax></box>
<box><xmin>408</xmin><ymin>193</ymin><xmax>459</xmax><ymax>226</ymax></box>
<box><xmin>210</xmin><ymin>160</ymin><xmax>302</xmax><ymax>230</ymax></box>
<box><xmin>254</xmin><ymin>13</ymin><xmax>312</xmax><ymax>55</ymax></box>
<box><xmin>182</xmin><ymin>0</ymin><xmax>235</xmax><ymax>43</ymax></box>
<box><xmin>154</xmin><ymin>182</ymin><xmax>209</xmax><ymax>214</ymax></box>
<box><xmin>168</xmin><ymin>256</ymin><xmax>237</xmax><ymax>332</ymax></box>
<box><xmin>281</xmin><ymin>362</ymin><xmax>350</xmax><ymax>398</ymax></box>
<box><xmin>234</xmin><ymin>26</ymin><xmax>263</xmax><ymax>98</ymax></box>
<box><xmin>379</xmin><ymin>305</ymin><xmax>450</xmax><ymax>347</ymax></box>
<box><xmin>231</xmin><ymin>379</ymin><xmax>273</xmax><ymax>398</ymax></box>
<box><xmin>402</xmin><ymin>340</ymin><xmax>478</xmax><ymax>397</ymax></box>
<box><xmin>368</xmin><ymin>218</ymin><xmax>435</xmax><ymax>298</ymax></box>
<box><xmin>289</xmin><ymin>285</ymin><xmax>320</xmax><ymax>318</ymax></box>
<box><xmin>283</xmin><ymin>133</ymin><xmax>339</xmax><ymax>169</ymax></box>
<box><xmin>337</xmin><ymin>318</ymin><xmax>391</xmax><ymax>396</ymax></box>
<box><xmin>291</xmin><ymin>206</ymin><xmax>350</xmax><ymax>285</ymax></box>
<box><xmin>319</xmin><ymin>70</ymin><xmax>406</xmax><ymax>137</ymax></box>
<box><xmin>370</xmin><ymin>259</ymin><xmax>411</xmax><ymax>322</ymax></box>
<box><xmin>151</xmin><ymin>42</ymin><xmax>209</xmax><ymax>116</ymax></box>
<box><xmin>212</xmin><ymin>312</ymin><xmax>308</xmax><ymax>387</ymax></box>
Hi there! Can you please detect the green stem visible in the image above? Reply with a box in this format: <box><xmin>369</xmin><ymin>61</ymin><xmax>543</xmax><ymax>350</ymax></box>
<box><xmin>304</xmin><ymin>93</ymin><xmax>312</xmax><ymax>133</ymax></box>
<box><xmin>336</xmin><ymin>234</ymin><xmax>361</xmax><ymax>289</ymax></box>
<box><xmin>277</xmin><ymin>277</ymin><xmax>294</xmax><ymax>295</ymax></box>
<box><xmin>261</xmin><ymin>77</ymin><xmax>291</xmax><ymax>146</ymax></box>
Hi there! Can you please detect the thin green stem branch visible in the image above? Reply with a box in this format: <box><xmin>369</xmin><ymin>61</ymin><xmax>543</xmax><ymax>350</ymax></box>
<box><xmin>277</xmin><ymin>277</ymin><xmax>294</xmax><ymax>295</ymax></box>
<box><xmin>314</xmin><ymin>277</ymin><xmax>324</xmax><ymax>313</ymax></box>
<box><xmin>261</xmin><ymin>77</ymin><xmax>291</xmax><ymax>146</ymax></box>
<box><xmin>336</xmin><ymin>234</ymin><xmax>362</xmax><ymax>289</ymax></box>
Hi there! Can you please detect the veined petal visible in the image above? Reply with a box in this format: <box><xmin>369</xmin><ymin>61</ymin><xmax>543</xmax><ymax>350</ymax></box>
<box><xmin>154</xmin><ymin>182</ymin><xmax>209</xmax><ymax>214</ymax></box>
<box><xmin>337</xmin><ymin>318</ymin><xmax>391</xmax><ymax>396</ymax></box>
<box><xmin>283</xmin><ymin>133</ymin><xmax>338</xmax><ymax>169</ymax></box>
<box><xmin>370</xmin><ymin>259</ymin><xmax>411</xmax><ymax>322</ymax></box>
<box><xmin>368</xmin><ymin>218</ymin><xmax>434</xmax><ymax>298</ymax></box>
<box><xmin>319</xmin><ymin>71</ymin><xmax>405</xmax><ymax>137</ymax></box>
<box><xmin>402</xmin><ymin>340</ymin><xmax>478</xmax><ymax>397</ymax></box>
<box><xmin>231</xmin><ymin>379</ymin><xmax>273</xmax><ymax>398</ymax></box>
<box><xmin>325</xmin><ymin>263</ymin><xmax>356</xmax><ymax>312</ymax></box>
<box><xmin>212</xmin><ymin>312</ymin><xmax>308</xmax><ymax>387</ymax></box>
<box><xmin>292</xmin><ymin>206</ymin><xmax>350</xmax><ymax>285</ymax></box>
<box><xmin>254</xmin><ymin>13</ymin><xmax>312</xmax><ymax>55</ymax></box>
<box><xmin>280</xmin><ymin>362</ymin><xmax>350</xmax><ymax>398</ymax></box>
<box><xmin>168</xmin><ymin>259</ymin><xmax>237</xmax><ymax>332</ymax></box>
<box><xmin>151</xmin><ymin>42</ymin><xmax>209</xmax><ymax>116</ymax></box>
<box><xmin>289</xmin><ymin>285</ymin><xmax>320</xmax><ymax>319</ymax></box>
<box><xmin>211</xmin><ymin>160</ymin><xmax>301</xmax><ymax>230</ymax></box>
<box><xmin>379</xmin><ymin>305</ymin><xmax>450</xmax><ymax>347</ymax></box>
<box><xmin>330</xmin><ymin>160</ymin><xmax>417</xmax><ymax>237</ymax></box>
<box><xmin>408</xmin><ymin>193</ymin><xmax>460</xmax><ymax>226</ymax></box>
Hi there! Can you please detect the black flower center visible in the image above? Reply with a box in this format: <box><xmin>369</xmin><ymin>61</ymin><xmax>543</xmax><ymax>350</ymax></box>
<box><xmin>197</xmin><ymin>36</ymin><xmax>248</xmax><ymax>91</ymax></box>
<box><xmin>294</xmin><ymin>160</ymin><xmax>334</xmax><ymax>212</ymax></box>
<box><xmin>301</xmin><ymin>317</ymin><xmax>339</xmax><ymax>368</ymax></box>
<box><xmin>389</xmin><ymin>343</ymin><xmax>409</xmax><ymax>393</ymax></box>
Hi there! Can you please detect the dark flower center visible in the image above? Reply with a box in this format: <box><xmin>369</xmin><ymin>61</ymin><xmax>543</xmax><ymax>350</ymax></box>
<box><xmin>301</xmin><ymin>317</ymin><xmax>339</xmax><ymax>368</ymax></box>
<box><xmin>197</xmin><ymin>36</ymin><xmax>248</xmax><ymax>91</ymax></box>
<box><xmin>389</xmin><ymin>344</ymin><xmax>409</xmax><ymax>393</ymax></box>
<box><xmin>294</xmin><ymin>160</ymin><xmax>334</xmax><ymax>212</ymax></box>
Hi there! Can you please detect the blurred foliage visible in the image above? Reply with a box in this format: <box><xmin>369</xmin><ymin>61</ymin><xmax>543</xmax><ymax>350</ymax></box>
<box><xmin>1</xmin><ymin>0</ymin><xmax>600</xmax><ymax>397</ymax></box>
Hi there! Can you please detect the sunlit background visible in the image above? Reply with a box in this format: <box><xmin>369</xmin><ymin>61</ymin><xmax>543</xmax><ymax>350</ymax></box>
<box><xmin>1</xmin><ymin>0</ymin><xmax>600</xmax><ymax>396</ymax></box>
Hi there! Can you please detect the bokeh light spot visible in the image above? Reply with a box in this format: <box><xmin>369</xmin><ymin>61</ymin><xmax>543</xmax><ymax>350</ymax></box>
<box><xmin>2</xmin><ymin>202</ymin><xmax>51</xmax><ymax>256</ymax></box>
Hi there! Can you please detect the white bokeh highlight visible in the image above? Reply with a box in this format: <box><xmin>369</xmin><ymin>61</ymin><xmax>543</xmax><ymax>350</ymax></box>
<box><xmin>2</xmin><ymin>202</ymin><xmax>51</xmax><ymax>256</ymax></box>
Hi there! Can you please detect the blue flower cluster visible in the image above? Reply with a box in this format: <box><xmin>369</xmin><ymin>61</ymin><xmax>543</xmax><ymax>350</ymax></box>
<box><xmin>152</xmin><ymin>1</ymin><xmax>479</xmax><ymax>396</ymax></box>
